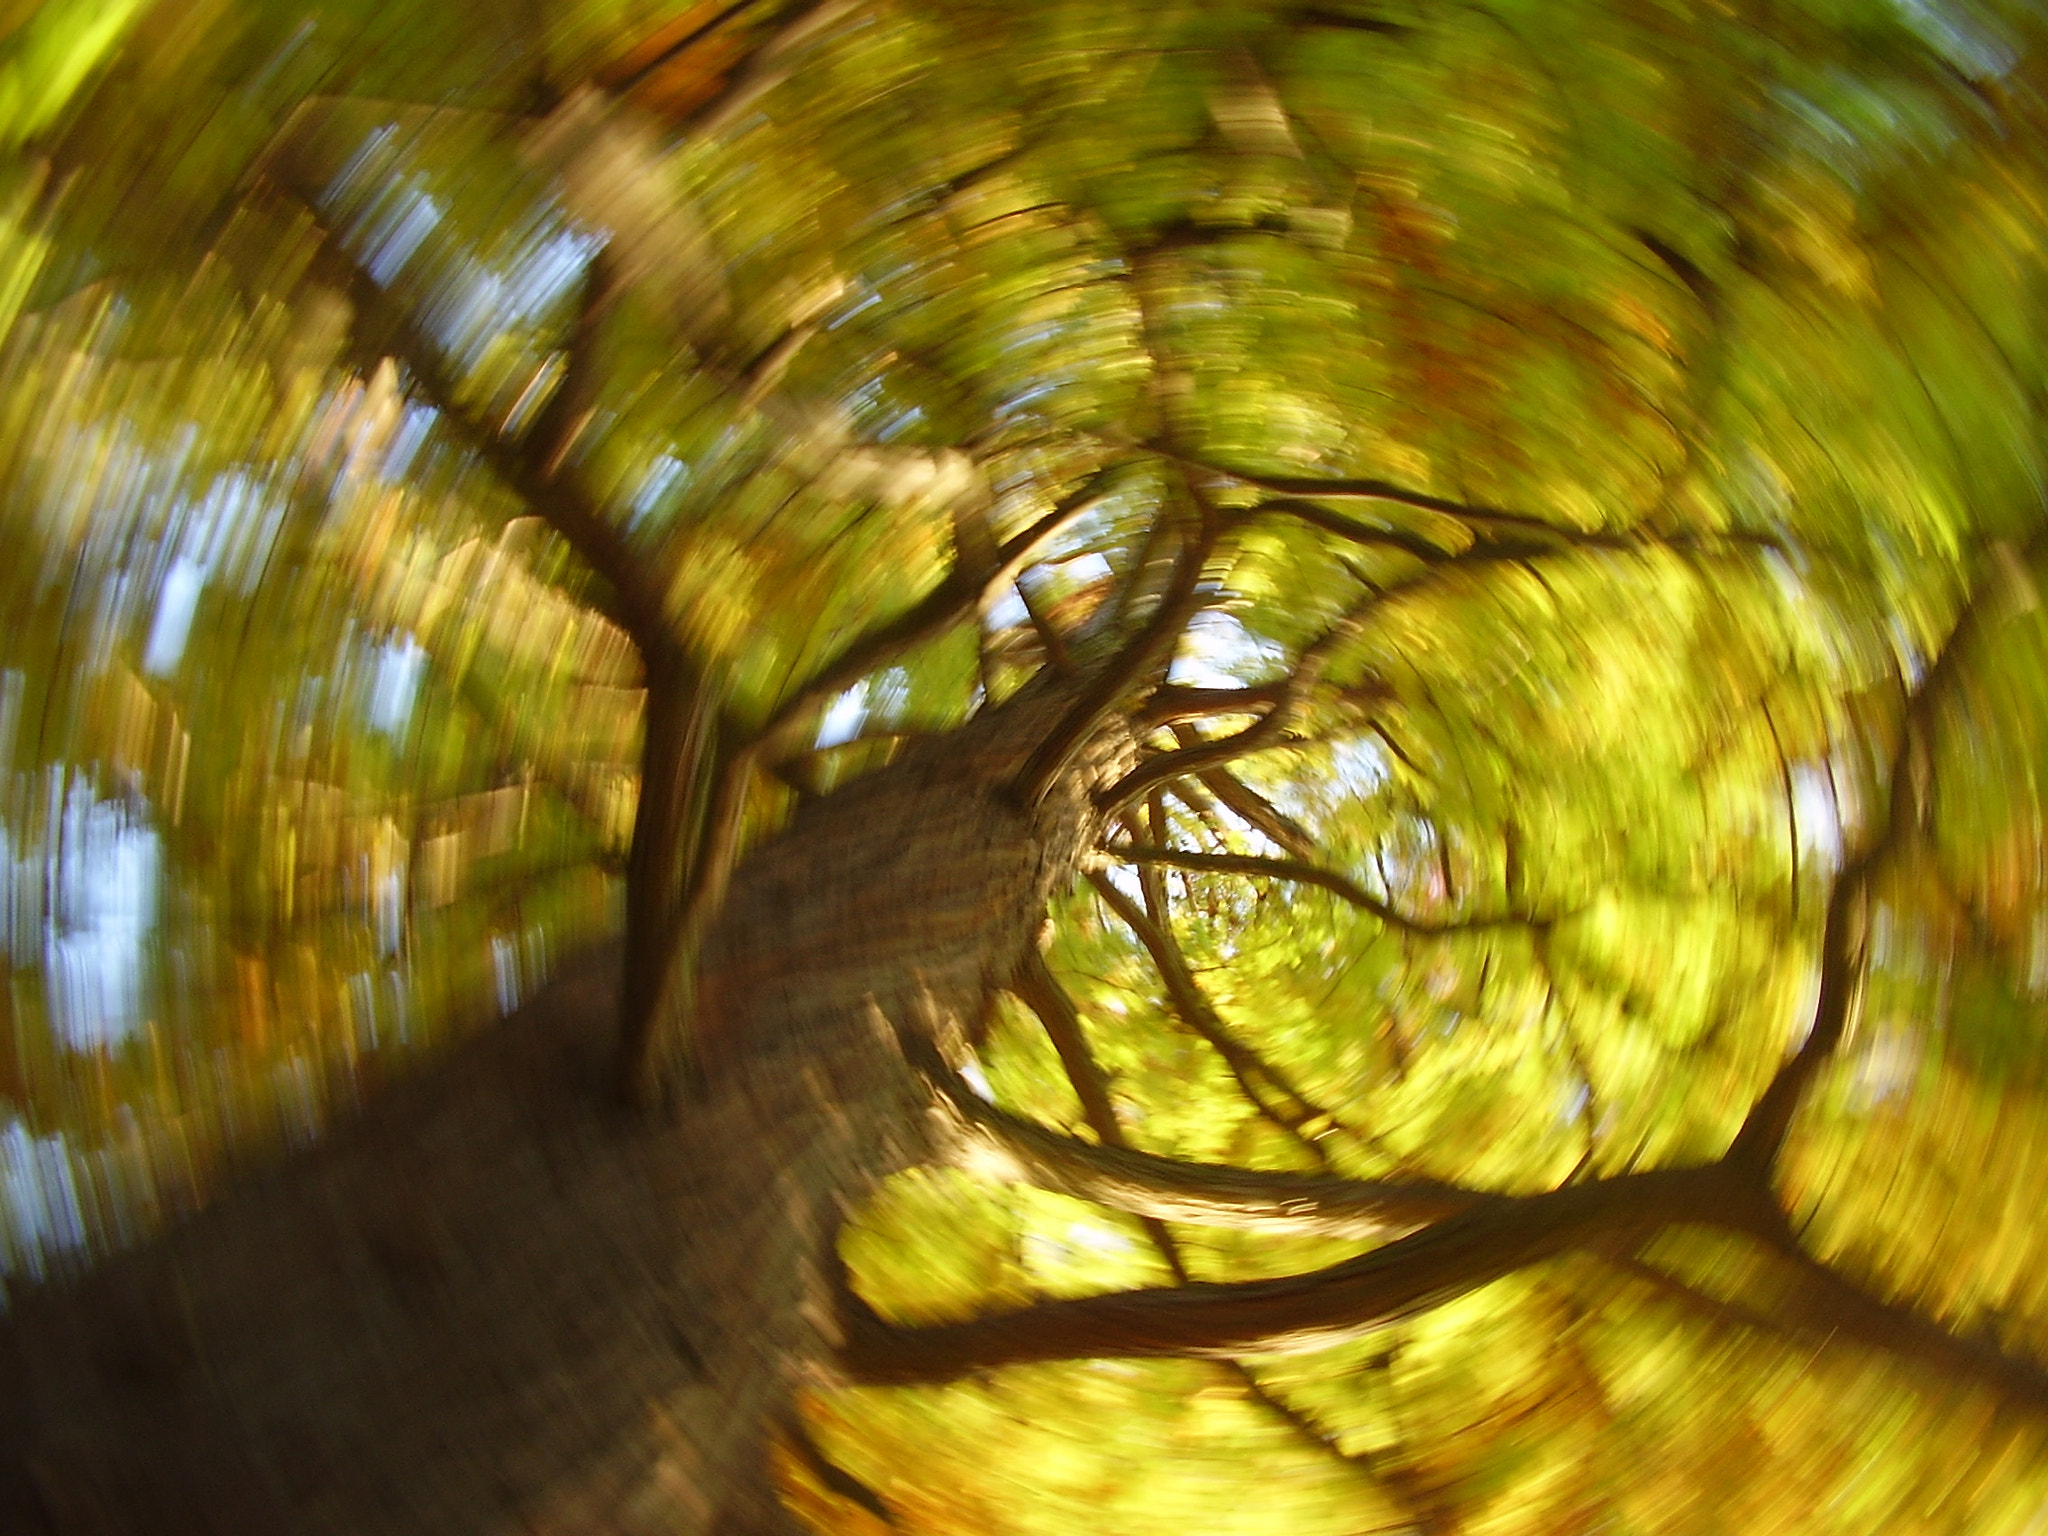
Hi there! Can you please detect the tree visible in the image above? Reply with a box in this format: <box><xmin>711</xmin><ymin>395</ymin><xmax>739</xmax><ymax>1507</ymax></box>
<box><xmin>3</xmin><ymin>0</ymin><xmax>2048</xmax><ymax>1530</ymax></box>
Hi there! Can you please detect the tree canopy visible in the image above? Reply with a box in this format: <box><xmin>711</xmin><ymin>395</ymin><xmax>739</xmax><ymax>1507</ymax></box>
<box><xmin>5</xmin><ymin>0</ymin><xmax>2048</xmax><ymax>1530</ymax></box>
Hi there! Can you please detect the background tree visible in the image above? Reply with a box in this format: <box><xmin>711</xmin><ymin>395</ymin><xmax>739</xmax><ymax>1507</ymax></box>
<box><xmin>2</xmin><ymin>0</ymin><xmax>2048</xmax><ymax>1531</ymax></box>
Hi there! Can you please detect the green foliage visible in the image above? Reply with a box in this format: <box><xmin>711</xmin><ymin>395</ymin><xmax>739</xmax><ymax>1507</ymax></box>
<box><xmin>4</xmin><ymin>0</ymin><xmax>2048</xmax><ymax>1530</ymax></box>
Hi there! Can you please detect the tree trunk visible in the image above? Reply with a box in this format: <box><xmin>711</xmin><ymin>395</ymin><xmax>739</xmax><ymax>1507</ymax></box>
<box><xmin>0</xmin><ymin>683</ymin><xmax>1122</xmax><ymax>1536</ymax></box>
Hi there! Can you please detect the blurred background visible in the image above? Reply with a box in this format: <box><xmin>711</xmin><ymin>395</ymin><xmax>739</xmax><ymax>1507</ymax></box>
<box><xmin>6</xmin><ymin>0</ymin><xmax>2048</xmax><ymax>1531</ymax></box>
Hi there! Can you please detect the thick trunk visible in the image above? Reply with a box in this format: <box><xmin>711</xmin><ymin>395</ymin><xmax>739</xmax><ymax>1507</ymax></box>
<box><xmin>0</xmin><ymin>685</ymin><xmax>1118</xmax><ymax>1535</ymax></box>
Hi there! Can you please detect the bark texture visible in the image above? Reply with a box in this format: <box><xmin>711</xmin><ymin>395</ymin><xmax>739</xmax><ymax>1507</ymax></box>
<box><xmin>0</xmin><ymin>682</ymin><xmax>1123</xmax><ymax>1536</ymax></box>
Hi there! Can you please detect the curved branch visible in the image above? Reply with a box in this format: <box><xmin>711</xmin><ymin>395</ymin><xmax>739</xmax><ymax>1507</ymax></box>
<box><xmin>1611</xmin><ymin>1240</ymin><xmax>2048</xmax><ymax>1413</ymax></box>
<box><xmin>897</xmin><ymin>1013</ymin><xmax>2048</xmax><ymax>1412</ymax></box>
<box><xmin>1086</xmin><ymin>870</ymin><xmax>1339</xmax><ymax>1168</ymax></box>
<box><xmin>1179</xmin><ymin>453</ymin><xmax>1564</xmax><ymax>532</ymax></box>
<box><xmin>776</xmin><ymin>1405</ymin><xmax>902</xmax><ymax>1531</ymax></box>
<box><xmin>1206</xmin><ymin>461</ymin><xmax>1782</xmax><ymax>563</ymax></box>
<box><xmin>1162</xmin><ymin>780</ymin><xmax>1232</xmax><ymax>846</ymax></box>
<box><xmin>1013</xmin><ymin>490</ymin><xmax>1220</xmax><ymax>807</ymax></box>
<box><xmin>289</xmin><ymin>181</ymin><xmax>728</xmax><ymax>1107</ymax></box>
<box><xmin>1007</xmin><ymin>948</ymin><xmax>1189</xmax><ymax>1280</ymax></box>
<box><xmin>1196</xmin><ymin>765</ymin><xmax>1320</xmax><ymax>859</ymax></box>
<box><xmin>839</xmin><ymin>1164</ymin><xmax>1754</xmax><ymax>1384</ymax></box>
<box><xmin>294</xmin><ymin>200</ymin><xmax>678</xmax><ymax>658</ymax></box>
<box><xmin>1105</xmin><ymin>844</ymin><xmax>1538</xmax><ymax>937</ymax></box>
<box><xmin>623</xmin><ymin>729</ymin><xmax>755</xmax><ymax>1104</ymax></box>
<box><xmin>1011</xmin><ymin>948</ymin><xmax>1125</xmax><ymax>1143</ymax></box>
<box><xmin>1757</xmin><ymin>1238</ymin><xmax>2048</xmax><ymax>1409</ymax></box>
<box><xmin>1137</xmin><ymin>683</ymin><xmax>1284</xmax><ymax>728</ymax></box>
<box><xmin>1007</xmin><ymin>948</ymin><xmax>1430</xmax><ymax>1509</ymax></box>
<box><xmin>1015</xmin><ymin>574</ymin><xmax>1077</xmax><ymax>676</ymax></box>
<box><xmin>679</xmin><ymin>0</ymin><xmax>861</xmax><ymax>139</ymax></box>
<box><xmin>1097</xmin><ymin>595</ymin><xmax>1372</xmax><ymax>813</ymax></box>
<box><xmin>1727</xmin><ymin>540</ymin><xmax>2038</xmax><ymax>1172</ymax></box>
<box><xmin>936</xmin><ymin>1071</ymin><xmax>1480</xmax><ymax>1238</ymax></box>
<box><xmin>1244</xmin><ymin>497</ymin><xmax>1478</xmax><ymax>562</ymax></box>
<box><xmin>754</xmin><ymin>463</ymin><xmax>1134</xmax><ymax>757</ymax></box>
<box><xmin>599</xmin><ymin>0</ymin><xmax>775</xmax><ymax>97</ymax></box>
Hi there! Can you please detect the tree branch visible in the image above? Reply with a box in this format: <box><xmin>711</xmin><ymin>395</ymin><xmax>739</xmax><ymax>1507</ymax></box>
<box><xmin>1195</xmin><ymin>765</ymin><xmax>1320</xmax><ymax>859</ymax></box>
<box><xmin>838</xmin><ymin>1164</ymin><xmax>1753</xmax><ymax>1383</ymax></box>
<box><xmin>1097</xmin><ymin>594</ymin><xmax>1372</xmax><ymax>814</ymax></box>
<box><xmin>1007</xmin><ymin>949</ymin><xmax>1189</xmax><ymax>1278</ymax></box>
<box><xmin>1726</xmin><ymin>542</ymin><xmax>2034</xmax><ymax>1172</ymax></box>
<box><xmin>753</xmin><ymin>463</ymin><xmax>1133</xmax><ymax>757</ymax></box>
<box><xmin>1012</xmin><ymin>488</ymin><xmax>1221</xmax><ymax>808</ymax></box>
<box><xmin>932</xmin><ymin>1066</ymin><xmax>1480</xmax><ymax>1238</ymax></box>
<box><xmin>1608</xmin><ymin>1238</ymin><xmax>2048</xmax><ymax>1413</ymax></box>
<box><xmin>599</xmin><ymin>0</ymin><xmax>776</xmax><ymax>97</ymax></box>
<box><xmin>1104</xmin><ymin>844</ymin><xmax>1539</xmax><ymax>937</ymax></box>
<box><xmin>1086</xmin><ymin>870</ymin><xmax>1339</xmax><ymax>1168</ymax></box>
<box><xmin>1007</xmin><ymin>954</ymin><xmax>1435</xmax><ymax>1515</ymax></box>
<box><xmin>1178</xmin><ymin>453</ymin><xmax>1572</xmax><ymax>535</ymax></box>
<box><xmin>1136</xmin><ymin>683</ymin><xmax>1284</xmax><ymax>728</ymax></box>
<box><xmin>898</xmin><ymin>1014</ymin><xmax>2048</xmax><ymax>1412</ymax></box>
<box><xmin>623</xmin><ymin>725</ymin><xmax>755</xmax><ymax>1104</ymax></box>
<box><xmin>1014</xmin><ymin>574</ymin><xmax>1076</xmax><ymax>676</ymax></box>
<box><xmin>287</xmin><ymin>183</ymin><xmax>740</xmax><ymax>1107</ymax></box>
<box><xmin>1161</xmin><ymin>780</ymin><xmax>1233</xmax><ymax>846</ymax></box>
<box><xmin>1191</xmin><ymin>456</ymin><xmax>1782</xmax><ymax>564</ymax></box>
<box><xmin>1010</xmin><ymin>949</ymin><xmax>1126</xmax><ymax>1144</ymax></box>
<box><xmin>1601</xmin><ymin>1249</ymin><xmax>1802</xmax><ymax>1339</ymax></box>
<box><xmin>675</xmin><ymin>0</ymin><xmax>860</xmax><ymax>139</ymax></box>
<box><xmin>288</xmin><ymin>194</ymin><xmax>679</xmax><ymax>660</ymax></box>
<box><xmin>1757</xmin><ymin>1237</ymin><xmax>2048</xmax><ymax>1409</ymax></box>
<box><xmin>1244</xmin><ymin>497</ymin><xmax>1478</xmax><ymax>562</ymax></box>
<box><xmin>775</xmin><ymin>1404</ymin><xmax>901</xmax><ymax>1531</ymax></box>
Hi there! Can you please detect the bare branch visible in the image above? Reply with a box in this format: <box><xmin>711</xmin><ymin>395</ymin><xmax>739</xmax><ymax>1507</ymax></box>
<box><xmin>292</xmin><ymin>202</ymin><xmax>678</xmax><ymax>658</ymax></box>
<box><xmin>1757</xmin><ymin>1238</ymin><xmax>2048</xmax><ymax>1409</ymax></box>
<box><xmin>1601</xmin><ymin>1250</ymin><xmax>1809</xmax><ymax>1339</ymax></box>
<box><xmin>1187</xmin><ymin>455</ymin><xmax>1782</xmax><ymax>564</ymax></box>
<box><xmin>1087</xmin><ymin>870</ymin><xmax>1339</xmax><ymax>1169</ymax></box>
<box><xmin>1013</xmin><ymin>488</ymin><xmax>1221</xmax><ymax>807</ymax></box>
<box><xmin>838</xmin><ymin>1164</ymin><xmax>1756</xmax><ymax>1383</ymax></box>
<box><xmin>1610</xmin><ymin>1238</ymin><xmax>2048</xmax><ymax>1414</ymax></box>
<box><xmin>934</xmin><ymin>1070</ymin><xmax>1480</xmax><ymax>1238</ymax></box>
<box><xmin>1137</xmin><ymin>683</ymin><xmax>1285</xmax><ymax>728</ymax></box>
<box><xmin>1243</xmin><ymin>497</ymin><xmax>1477</xmax><ymax>562</ymax></box>
<box><xmin>1105</xmin><ymin>844</ymin><xmax>1540</xmax><ymax>937</ymax></box>
<box><xmin>896</xmin><ymin>1017</ymin><xmax>2048</xmax><ymax>1412</ymax></box>
<box><xmin>1177</xmin><ymin>452</ymin><xmax>1565</xmax><ymax>533</ymax></box>
<box><xmin>1006</xmin><ymin>951</ymin><xmax>1188</xmax><ymax>1279</ymax></box>
<box><xmin>1015</xmin><ymin>575</ymin><xmax>1076</xmax><ymax>676</ymax></box>
<box><xmin>1196</xmin><ymin>765</ymin><xmax>1320</xmax><ymax>859</ymax></box>
<box><xmin>755</xmin><ymin>463</ymin><xmax>1134</xmax><ymax>757</ymax></box>
<box><xmin>678</xmin><ymin>0</ymin><xmax>862</xmax><ymax>140</ymax></box>
<box><xmin>1296</xmin><ymin>8</ymin><xmax>1414</xmax><ymax>37</ymax></box>
<box><xmin>1098</xmin><ymin>594</ymin><xmax>1373</xmax><ymax>814</ymax></box>
<box><xmin>1727</xmin><ymin>541</ymin><xmax>2038</xmax><ymax>1172</ymax></box>
<box><xmin>623</xmin><ymin>731</ymin><xmax>754</xmax><ymax>1105</ymax></box>
<box><xmin>1007</xmin><ymin>951</ymin><xmax>1436</xmax><ymax>1513</ymax></box>
<box><xmin>1162</xmin><ymin>780</ymin><xmax>1233</xmax><ymax>846</ymax></box>
<box><xmin>599</xmin><ymin>0</ymin><xmax>776</xmax><ymax>97</ymax></box>
<box><xmin>616</xmin><ymin>673</ymin><xmax>727</xmax><ymax>1105</ymax></box>
<box><xmin>1011</xmin><ymin>949</ymin><xmax>1125</xmax><ymax>1144</ymax></box>
<box><xmin>1220</xmin><ymin>1360</ymin><xmax>1401</xmax><ymax>1508</ymax></box>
